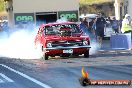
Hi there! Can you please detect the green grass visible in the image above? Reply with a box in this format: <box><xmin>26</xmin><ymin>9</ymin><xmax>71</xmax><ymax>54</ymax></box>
<box><xmin>0</xmin><ymin>0</ymin><xmax>4</xmax><ymax>12</ymax></box>
<box><xmin>80</xmin><ymin>0</ymin><xmax>114</xmax><ymax>5</ymax></box>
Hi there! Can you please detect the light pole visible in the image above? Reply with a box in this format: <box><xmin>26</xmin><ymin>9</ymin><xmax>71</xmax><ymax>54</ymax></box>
<box><xmin>115</xmin><ymin>0</ymin><xmax>126</xmax><ymax>20</ymax></box>
<box><xmin>4</xmin><ymin>0</ymin><xmax>14</xmax><ymax>28</ymax></box>
<box><xmin>114</xmin><ymin>0</ymin><xmax>122</xmax><ymax>20</ymax></box>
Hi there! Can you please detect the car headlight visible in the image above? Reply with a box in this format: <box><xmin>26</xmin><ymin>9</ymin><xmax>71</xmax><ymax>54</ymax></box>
<box><xmin>47</xmin><ymin>42</ymin><xmax>52</xmax><ymax>47</ymax></box>
<box><xmin>83</xmin><ymin>40</ymin><xmax>88</xmax><ymax>45</ymax></box>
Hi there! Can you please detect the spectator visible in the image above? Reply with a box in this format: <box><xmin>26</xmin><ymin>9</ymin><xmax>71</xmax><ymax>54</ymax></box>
<box><xmin>79</xmin><ymin>17</ymin><xmax>96</xmax><ymax>42</ymax></box>
<box><xmin>92</xmin><ymin>18</ymin><xmax>97</xmax><ymax>35</ymax></box>
<box><xmin>121</xmin><ymin>14</ymin><xmax>132</xmax><ymax>33</ymax></box>
<box><xmin>107</xmin><ymin>16</ymin><xmax>112</xmax><ymax>23</ymax></box>
<box><xmin>106</xmin><ymin>16</ymin><xmax>112</xmax><ymax>28</ymax></box>
<box><xmin>88</xmin><ymin>18</ymin><xmax>95</xmax><ymax>33</ymax></box>
<box><xmin>79</xmin><ymin>18</ymin><xmax>88</xmax><ymax>35</ymax></box>
<box><xmin>83</xmin><ymin>17</ymin><xmax>95</xmax><ymax>34</ymax></box>
<box><xmin>111</xmin><ymin>17</ymin><xmax>119</xmax><ymax>33</ymax></box>
<box><xmin>95</xmin><ymin>12</ymin><xmax>106</xmax><ymax>47</ymax></box>
<box><xmin>83</xmin><ymin>17</ymin><xmax>89</xmax><ymax>28</ymax></box>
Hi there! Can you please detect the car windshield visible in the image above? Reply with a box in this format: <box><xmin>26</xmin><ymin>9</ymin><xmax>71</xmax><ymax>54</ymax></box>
<box><xmin>44</xmin><ymin>24</ymin><xmax>81</xmax><ymax>35</ymax></box>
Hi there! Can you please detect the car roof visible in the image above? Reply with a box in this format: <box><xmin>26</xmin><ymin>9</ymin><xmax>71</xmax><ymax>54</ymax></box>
<box><xmin>40</xmin><ymin>22</ymin><xmax>76</xmax><ymax>27</ymax></box>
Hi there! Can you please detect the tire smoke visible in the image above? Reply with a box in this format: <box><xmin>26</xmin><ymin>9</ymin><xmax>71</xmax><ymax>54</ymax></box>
<box><xmin>0</xmin><ymin>27</ymin><xmax>42</xmax><ymax>59</ymax></box>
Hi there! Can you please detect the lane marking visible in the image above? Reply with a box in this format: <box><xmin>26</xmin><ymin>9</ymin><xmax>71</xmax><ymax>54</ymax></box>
<box><xmin>0</xmin><ymin>73</ymin><xmax>14</xmax><ymax>82</ymax></box>
<box><xmin>0</xmin><ymin>79</ymin><xmax>4</xmax><ymax>83</ymax></box>
<box><xmin>0</xmin><ymin>64</ymin><xmax>52</xmax><ymax>88</ymax></box>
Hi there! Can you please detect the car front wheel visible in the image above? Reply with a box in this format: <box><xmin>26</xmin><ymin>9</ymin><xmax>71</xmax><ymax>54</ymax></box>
<box><xmin>84</xmin><ymin>50</ymin><xmax>89</xmax><ymax>58</ymax></box>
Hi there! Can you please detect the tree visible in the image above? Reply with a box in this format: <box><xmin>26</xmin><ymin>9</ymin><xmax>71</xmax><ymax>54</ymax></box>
<box><xmin>80</xmin><ymin>0</ymin><xmax>114</xmax><ymax>5</ymax></box>
<box><xmin>0</xmin><ymin>0</ymin><xmax>5</xmax><ymax>12</ymax></box>
<box><xmin>79</xmin><ymin>0</ymin><xmax>114</xmax><ymax>16</ymax></box>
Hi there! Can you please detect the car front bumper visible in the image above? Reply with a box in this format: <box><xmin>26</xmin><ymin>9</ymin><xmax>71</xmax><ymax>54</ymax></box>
<box><xmin>44</xmin><ymin>45</ymin><xmax>91</xmax><ymax>50</ymax></box>
<box><xmin>43</xmin><ymin>45</ymin><xmax>91</xmax><ymax>55</ymax></box>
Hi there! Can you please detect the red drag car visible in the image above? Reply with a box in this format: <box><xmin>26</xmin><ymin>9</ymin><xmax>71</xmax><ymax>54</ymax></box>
<box><xmin>34</xmin><ymin>22</ymin><xmax>91</xmax><ymax>60</ymax></box>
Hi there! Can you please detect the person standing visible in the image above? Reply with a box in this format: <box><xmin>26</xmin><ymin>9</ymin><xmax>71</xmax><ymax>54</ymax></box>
<box><xmin>79</xmin><ymin>17</ymin><xmax>96</xmax><ymax>42</ymax></box>
<box><xmin>121</xmin><ymin>14</ymin><xmax>132</xmax><ymax>33</ymax></box>
<box><xmin>80</xmin><ymin>17</ymin><xmax>91</xmax><ymax>35</ymax></box>
<box><xmin>83</xmin><ymin>17</ymin><xmax>89</xmax><ymax>28</ymax></box>
<box><xmin>111</xmin><ymin>17</ymin><xmax>119</xmax><ymax>33</ymax></box>
<box><xmin>95</xmin><ymin>13</ymin><xmax>106</xmax><ymax>47</ymax></box>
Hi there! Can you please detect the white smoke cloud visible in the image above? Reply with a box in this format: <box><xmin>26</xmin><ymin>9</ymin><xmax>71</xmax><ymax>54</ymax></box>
<box><xmin>89</xmin><ymin>41</ymin><xmax>100</xmax><ymax>55</ymax></box>
<box><xmin>0</xmin><ymin>27</ymin><xmax>43</xmax><ymax>59</ymax></box>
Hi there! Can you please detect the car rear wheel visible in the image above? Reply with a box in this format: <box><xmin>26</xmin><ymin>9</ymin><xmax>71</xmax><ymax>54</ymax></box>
<box><xmin>84</xmin><ymin>50</ymin><xmax>89</xmax><ymax>58</ymax></box>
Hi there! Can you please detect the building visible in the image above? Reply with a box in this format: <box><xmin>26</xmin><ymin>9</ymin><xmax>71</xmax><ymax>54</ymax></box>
<box><xmin>4</xmin><ymin>0</ymin><xmax>79</xmax><ymax>28</ymax></box>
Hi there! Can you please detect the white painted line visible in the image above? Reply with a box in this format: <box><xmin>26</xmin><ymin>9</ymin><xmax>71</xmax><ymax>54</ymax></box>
<box><xmin>0</xmin><ymin>73</ymin><xmax>14</xmax><ymax>82</ymax></box>
<box><xmin>0</xmin><ymin>79</ymin><xmax>4</xmax><ymax>83</ymax></box>
<box><xmin>0</xmin><ymin>64</ymin><xmax>52</xmax><ymax>88</ymax></box>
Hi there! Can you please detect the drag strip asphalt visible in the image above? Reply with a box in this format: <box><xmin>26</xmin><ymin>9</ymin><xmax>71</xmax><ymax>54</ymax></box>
<box><xmin>0</xmin><ymin>56</ymin><xmax>132</xmax><ymax>88</ymax></box>
<box><xmin>0</xmin><ymin>64</ymin><xmax>52</xmax><ymax>88</ymax></box>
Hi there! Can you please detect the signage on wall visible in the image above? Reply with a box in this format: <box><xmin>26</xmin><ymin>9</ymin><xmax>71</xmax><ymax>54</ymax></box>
<box><xmin>14</xmin><ymin>13</ymin><xmax>34</xmax><ymax>24</ymax></box>
<box><xmin>58</xmin><ymin>11</ymin><xmax>78</xmax><ymax>22</ymax></box>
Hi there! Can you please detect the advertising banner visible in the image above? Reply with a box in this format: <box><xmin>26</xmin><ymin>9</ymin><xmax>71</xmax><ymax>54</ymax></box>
<box><xmin>58</xmin><ymin>10</ymin><xmax>78</xmax><ymax>22</ymax></box>
<box><xmin>14</xmin><ymin>13</ymin><xmax>34</xmax><ymax>24</ymax></box>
